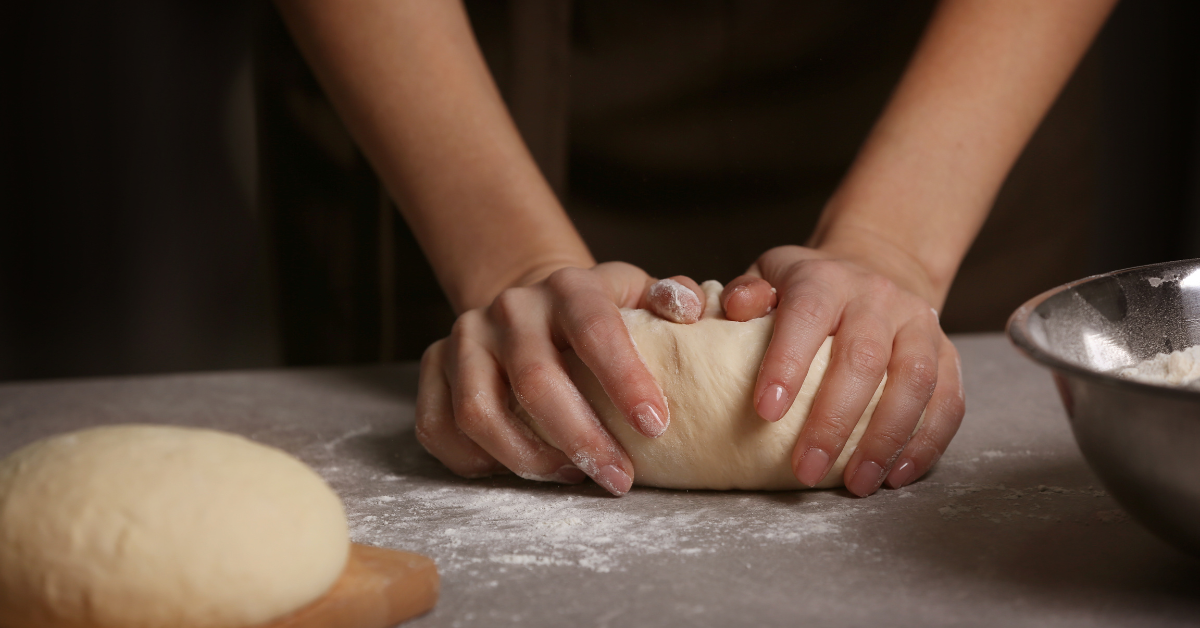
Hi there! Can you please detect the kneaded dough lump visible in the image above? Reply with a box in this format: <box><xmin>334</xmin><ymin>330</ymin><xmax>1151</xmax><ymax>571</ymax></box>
<box><xmin>0</xmin><ymin>425</ymin><xmax>349</xmax><ymax>628</ymax></box>
<box><xmin>566</xmin><ymin>280</ymin><xmax>886</xmax><ymax>490</ymax></box>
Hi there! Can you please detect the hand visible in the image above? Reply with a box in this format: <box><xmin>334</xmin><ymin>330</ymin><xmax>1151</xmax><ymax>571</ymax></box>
<box><xmin>721</xmin><ymin>245</ymin><xmax>965</xmax><ymax>497</ymax></box>
<box><xmin>415</xmin><ymin>263</ymin><xmax>707</xmax><ymax>496</ymax></box>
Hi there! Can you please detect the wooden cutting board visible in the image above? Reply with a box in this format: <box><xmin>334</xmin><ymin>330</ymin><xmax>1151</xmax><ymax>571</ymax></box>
<box><xmin>262</xmin><ymin>543</ymin><xmax>439</xmax><ymax>628</ymax></box>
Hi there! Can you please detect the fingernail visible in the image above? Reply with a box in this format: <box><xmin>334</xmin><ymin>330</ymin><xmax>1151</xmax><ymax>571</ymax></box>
<box><xmin>847</xmin><ymin>460</ymin><xmax>885</xmax><ymax>497</ymax></box>
<box><xmin>649</xmin><ymin>279</ymin><xmax>701</xmax><ymax>324</ymax></box>
<box><xmin>757</xmin><ymin>383</ymin><xmax>790</xmax><ymax>422</ymax></box>
<box><xmin>595</xmin><ymin>464</ymin><xmax>633</xmax><ymax>496</ymax></box>
<box><xmin>885</xmin><ymin>458</ymin><xmax>917</xmax><ymax>489</ymax></box>
<box><xmin>555</xmin><ymin>465</ymin><xmax>588</xmax><ymax>484</ymax></box>
<box><xmin>633</xmin><ymin>402</ymin><xmax>668</xmax><ymax>438</ymax></box>
<box><xmin>794</xmin><ymin>447</ymin><xmax>830</xmax><ymax>487</ymax></box>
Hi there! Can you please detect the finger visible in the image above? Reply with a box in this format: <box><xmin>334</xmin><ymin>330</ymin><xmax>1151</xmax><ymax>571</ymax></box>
<box><xmin>790</xmin><ymin>306</ymin><xmax>895</xmax><ymax>488</ymax></box>
<box><xmin>721</xmin><ymin>275</ymin><xmax>777</xmax><ymax>322</ymax></box>
<box><xmin>753</xmin><ymin>262</ymin><xmax>847</xmax><ymax>423</ymax></box>
<box><xmin>842</xmin><ymin>313</ymin><xmax>940</xmax><ymax>497</ymax></box>
<box><xmin>499</xmin><ymin>324</ymin><xmax>636</xmax><ymax>495</ymax></box>
<box><xmin>414</xmin><ymin>339</ymin><xmax>502</xmax><ymax>478</ymax></box>
<box><xmin>644</xmin><ymin>276</ymin><xmax>705</xmax><ymax>324</ymax></box>
<box><xmin>444</xmin><ymin>310</ymin><xmax>586</xmax><ymax>485</ymax></box>
<box><xmin>544</xmin><ymin>267</ymin><xmax>672</xmax><ymax>440</ymax></box>
<box><xmin>491</xmin><ymin>279</ymin><xmax>638</xmax><ymax>496</ymax></box>
<box><xmin>885</xmin><ymin>336</ymin><xmax>966</xmax><ymax>489</ymax></box>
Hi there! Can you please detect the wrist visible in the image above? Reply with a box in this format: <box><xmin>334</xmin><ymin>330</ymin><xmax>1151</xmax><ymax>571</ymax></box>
<box><xmin>808</xmin><ymin>223</ymin><xmax>949</xmax><ymax>311</ymax></box>
<box><xmin>454</xmin><ymin>250</ymin><xmax>595</xmax><ymax>312</ymax></box>
<box><xmin>507</xmin><ymin>254</ymin><xmax>596</xmax><ymax>289</ymax></box>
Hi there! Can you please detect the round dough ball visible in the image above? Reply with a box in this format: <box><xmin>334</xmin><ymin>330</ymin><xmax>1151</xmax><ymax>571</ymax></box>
<box><xmin>0</xmin><ymin>425</ymin><xmax>349</xmax><ymax>628</ymax></box>
<box><xmin>562</xmin><ymin>281</ymin><xmax>890</xmax><ymax>490</ymax></box>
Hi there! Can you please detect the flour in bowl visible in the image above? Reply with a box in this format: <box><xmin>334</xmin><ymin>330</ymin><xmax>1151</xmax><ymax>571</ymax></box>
<box><xmin>1117</xmin><ymin>345</ymin><xmax>1200</xmax><ymax>388</ymax></box>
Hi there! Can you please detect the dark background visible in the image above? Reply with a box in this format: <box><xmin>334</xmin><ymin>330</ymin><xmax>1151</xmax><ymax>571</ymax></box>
<box><xmin>2</xmin><ymin>0</ymin><xmax>1199</xmax><ymax>382</ymax></box>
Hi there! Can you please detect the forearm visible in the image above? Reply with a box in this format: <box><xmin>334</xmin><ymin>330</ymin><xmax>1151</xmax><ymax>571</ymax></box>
<box><xmin>275</xmin><ymin>0</ymin><xmax>592</xmax><ymax>312</ymax></box>
<box><xmin>809</xmin><ymin>0</ymin><xmax>1116</xmax><ymax>309</ymax></box>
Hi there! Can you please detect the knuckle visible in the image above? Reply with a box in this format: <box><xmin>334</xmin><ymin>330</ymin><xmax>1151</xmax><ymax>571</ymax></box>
<box><xmin>487</xmin><ymin>289</ymin><xmax>525</xmax><ymax>327</ymax></box>
<box><xmin>806</xmin><ymin>259</ymin><xmax>847</xmax><ymax>283</ymax></box>
<box><xmin>546</xmin><ymin>267</ymin><xmax>583</xmax><ymax>295</ymax></box>
<box><xmin>910</xmin><ymin>432</ymin><xmax>945</xmax><ymax>468</ymax></box>
<box><xmin>754</xmin><ymin>246</ymin><xmax>787</xmax><ymax>270</ymax></box>
<box><xmin>573</xmin><ymin>311</ymin><xmax>623</xmax><ymax>347</ymax></box>
<box><xmin>808</xmin><ymin>411</ymin><xmax>858</xmax><ymax>442</ymax></box>
<box><xmin>919</xmin><ymin>389</ymin><xmax>966</xmax><ymax>445</ymax></box>
<box><xmin>449</xmin><ymin>309</ymin><xmax>485</xmax><ymax>340</ymax></box>
<box><xmin>869</xmin><ymin>427</ymin><xmax>911</xmax><ymax>458</ymax></box>
<box><xmin>448</xmin><ymin>332</ymin><xmax>473</xmax><ymax>367</ymax></box>
<box><xmin>449</xmin><ymin>315</ymin><xmax>468</xmax><ymax>340</ymax></box>
<box><xmin>509</xmin><ymin>361</ymin><xmax>558</xmax><ymax>410</ymax></box>
<box><xmin>940</xmin><ymin>390</ymin><xmax>967</xmax><ymax>427</ymax></box>
<box><xmin>895</xmin><ymin>353</ymin><xmax>938</xmax><ymax>398</ymax></box>
<box><xmin>761</xmin><ymin>244</ymin><xmax>796</xmax><ymax>260</ymax></box>
<box><xmin>772</xmin><ymin>344</ymin><xmax>813</xmax><ymax>383</ymax></box>
<box><xmin>419</xmin><ymin>339</ymin><xmax>442</xmax><ymax>368</ymax></box>
<box><xmin>453</xmin><ymin>395</ymin><xmax>492</xmax><ymax>436</ymax></box>
<box><xmin>843</xmin><ymin>336</ymin><xmax>888</xmax><ymax>378</ymax></box>
<box><xmin>780</xmin><ymin>291</ymin><xmax>832</xmax><ymax>330</ymax></box>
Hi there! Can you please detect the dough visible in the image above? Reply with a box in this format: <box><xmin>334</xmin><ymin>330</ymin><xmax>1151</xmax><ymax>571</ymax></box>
<box><xmin>562</xmin><ymin>280</ymin><xmax>887</xmax><ymax>490</ymax></box>
<box><xmin>0</xmin><ymin>425</ymin><xmax>349</xmax><ymax>628</ymax></box>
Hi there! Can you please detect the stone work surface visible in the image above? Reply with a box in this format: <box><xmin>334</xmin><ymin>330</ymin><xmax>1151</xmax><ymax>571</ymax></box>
<box><xmin>2</xmin><ymin>334</ymin><xmax>1198</xmax><ymax>627</ymax></box>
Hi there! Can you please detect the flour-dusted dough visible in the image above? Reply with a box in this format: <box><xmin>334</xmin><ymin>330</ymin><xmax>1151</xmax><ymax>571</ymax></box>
<box><xmin>0</xmin><ymin>425</ymin><xmax>349</xmax><ymax>628</ymax></box>
<box><xmin>563</xmin><ymin>280</ymin><xmax>887</xmax><ymax>490</ymax></box>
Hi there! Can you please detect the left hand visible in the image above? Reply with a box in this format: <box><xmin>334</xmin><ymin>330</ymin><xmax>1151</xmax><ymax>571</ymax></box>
<box><xmin>719</xmin><ymin>245</ymin><xmax>966</xmax><ymax>496</ymax></box>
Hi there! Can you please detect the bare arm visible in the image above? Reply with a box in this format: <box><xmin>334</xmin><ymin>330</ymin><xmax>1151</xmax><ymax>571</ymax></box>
<box><xmin>275</xmin><ymin>0</ymin><xmax>590</xmax><ymax>313</ymax></box>
<box><xmin>809</xmin><ymin>0</ymin><xmax>1118</xmax><ymax>308</ymax></box>
<box><xmin>277</xmin><ymin>0</ymin><xmax>1115</xmax><ymax>497</ymax></box>
<box><xmin>734</xmin><ymin>0</ymin><xmax>1117</xmax><ymax>496</ymax></box>
<box><xmin>277</xmin><ymin>0</ymin><xmax>690</xmax><ymax>495</ymax></box>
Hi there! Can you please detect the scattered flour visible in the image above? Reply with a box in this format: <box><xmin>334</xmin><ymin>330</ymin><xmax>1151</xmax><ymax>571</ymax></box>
<box><xmin>938</xmin><ymin>505</ymin><xmax>973</xmax><ymax>520</ymax></box>
<box><xmin>323</xmin><ymin>424</ymin><xmax>373</xmax><ymax>452</ymax></box>
<box><xmin>1147</xmin><ymin>273</ymin><xmax>1180</xmax><ymax>288</ymax></box>
<box><xmin>1118</xmin><ymin>345</ymin><xmax>1200</xmax><ymax>388</ymax></box>
<box><xmin>346</xmin><ymin>485</ymin><xmax>849</xmax><ymax>574</ymax></box>
<box><xmin>968</xmin><ymin>449</ymin><xmax>1035</xmax><ymax>463</ymax></box>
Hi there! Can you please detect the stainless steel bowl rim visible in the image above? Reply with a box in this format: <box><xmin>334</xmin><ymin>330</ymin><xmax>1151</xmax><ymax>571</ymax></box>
<box><xmin>1006</xmin><ymin>260</ymin><xmax>1200</xmax><ymax>401</ymax></box>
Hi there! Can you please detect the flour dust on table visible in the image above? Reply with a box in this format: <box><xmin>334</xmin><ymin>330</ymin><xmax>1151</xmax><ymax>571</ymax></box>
<box><xmin>344</xmin><ymin>482</ymin><xmax>855</xmax><ymax>575</ymax></box>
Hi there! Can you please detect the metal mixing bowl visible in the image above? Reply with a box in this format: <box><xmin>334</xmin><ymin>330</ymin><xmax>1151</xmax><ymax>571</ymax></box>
<box><xmin>1007</xmin><ymin>259</ymin><xmax>1200</xmax><ymax>556</ymax></box>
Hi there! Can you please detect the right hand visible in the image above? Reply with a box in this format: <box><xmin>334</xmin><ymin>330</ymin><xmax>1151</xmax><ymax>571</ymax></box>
<box><xmin>415</xmin><ymin>262</ymin><xmax>707</xmax><ymax>496</ymax></box>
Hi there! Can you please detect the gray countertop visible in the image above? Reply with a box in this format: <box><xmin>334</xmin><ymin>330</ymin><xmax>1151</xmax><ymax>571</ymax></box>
<box><xmin>2</xmin><ymin>333</ymin><xmax>1198</xmax><ymax>627</ymax></box>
